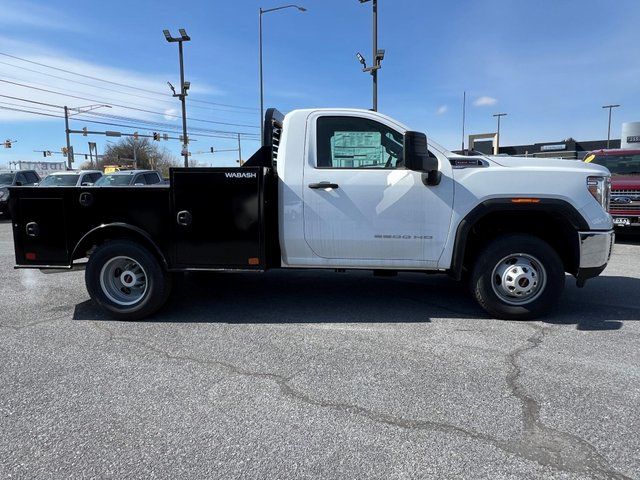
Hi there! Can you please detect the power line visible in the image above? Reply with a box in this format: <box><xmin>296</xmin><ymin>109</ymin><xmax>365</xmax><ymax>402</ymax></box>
<box><xmin>0</xmin><ymin>105</ymin><xmax>260</xmax><ymax>140</ymax></box>
<box><xmin>0</xmin><ymin>70</ymin><xmax>256</xmax><ymax>120</ymax></box>
<box><xmin>0</xmin><ymin>94</ymin><xmax>259</xmax><ymax>137</ymax></box>
<box><xmin>0</xmin><ymin>78</ymin><xmax>259</xmax><ymax>129</ymax></box>
<box><xmin>75</xmin><ymin>110</ymin><xmax>257</xmax><ymax>136</ymax></box>
<box><xmin>0</xmin><ymin>51</ymin><xmax>258</xmax><ymax>111</ymax></box>
<box><xmin>0</xmin><ymin>59</ymin><xmax>257</xmax><ymax>116</ymax></box>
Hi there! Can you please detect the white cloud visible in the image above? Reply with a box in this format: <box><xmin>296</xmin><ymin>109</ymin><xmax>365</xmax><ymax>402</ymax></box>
<box><xmin>163</xmin><ymin>108</ymin><xmax>178</xmax><ymax>121</ymax></box>
<box><xmin>0</xmin><ymin>40</ymin><xmax>223</xmax><ymax>126</ymax></box>
<box><xmin>436</xmin><ymin>105</ymin><xmax>448</xmax><ymax>115</ymax></box>
<box><xmin>0</xmin><ymin>1</ymin><xmax>85</xmax><ymax>33</ymax></box>
<box><xmin>473</xmin><ymin>96</ymin><xmax>498</xmax><ymax>107</ymax></box>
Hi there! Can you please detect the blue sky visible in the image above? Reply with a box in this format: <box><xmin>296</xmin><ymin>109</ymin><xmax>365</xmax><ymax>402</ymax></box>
<box><xmin>0</xmin><ymin>0</ymin><xmax>639</xmax><ymax>167</ymax></box>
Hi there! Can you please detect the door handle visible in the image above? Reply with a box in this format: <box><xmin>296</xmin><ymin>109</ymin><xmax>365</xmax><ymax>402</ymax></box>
<box><xmin>309</xmin><ymin>182</ymin><xmax>339</xmax><ymax>189</ymax></box>
<box><xmin>176</xmin><ymin>210</ymin><xmax>192</xmax><ymax>227</ymax></box>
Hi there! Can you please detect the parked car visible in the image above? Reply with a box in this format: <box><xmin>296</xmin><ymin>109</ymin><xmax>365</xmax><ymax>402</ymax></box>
<box><xmin>38</xmin><ymin>170</ymin><xmax>103</xmax><ymax>187</ymax></box>
<box><xmin>584</xmin><ymin>149</ymin><xmax>640</xmax><ymax>228</ymax></box>
<box><xmin>9</xmin><ymin>108</ymin><xmax>614</xmax><ymax>320</ymax></box>
<box><xmin>0</xmin><ymin>170</ymin><xmax>40</xmax><ymax>218</ymax></box>
<box><xmin>94</xmin><ymin>170</ymin><xmax>163</xmax><ymax>186</ymax></box>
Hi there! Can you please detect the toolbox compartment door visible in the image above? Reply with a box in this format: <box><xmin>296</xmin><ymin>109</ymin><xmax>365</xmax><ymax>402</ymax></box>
<box><xmin>13</xmin><ymin>196</ymin><xmax>69</xmax><ymax>266</ymax></box>
<box><xmin>170</xmin><ymin>167</ymin><xmax>266</xmax><ymax>269</ymax></box>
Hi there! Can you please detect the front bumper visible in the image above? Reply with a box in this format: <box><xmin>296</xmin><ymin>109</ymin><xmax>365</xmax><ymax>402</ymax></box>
<box><xmin>576</xmin><ymin>230</ymin><xmax>615</xmax><ymax>286</ymax></box>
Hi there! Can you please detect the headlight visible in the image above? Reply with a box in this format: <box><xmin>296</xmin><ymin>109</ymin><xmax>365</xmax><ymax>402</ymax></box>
<box><xmin>587</xmin><ymin>176</ymin><xmax>611</xmax><ymax>212</ymax></box>
<box><xmin>0</xmin><ymin>189</ymin><xmax>7</xmax><ymax>200</ymax></box>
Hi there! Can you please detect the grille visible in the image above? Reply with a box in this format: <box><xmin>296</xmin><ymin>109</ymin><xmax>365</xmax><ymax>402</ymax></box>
<box><xmin>610</xmin><ymin>204</ymin><xmax>640</xmax><ymax>212</ymax></box>
<box><xmin>612</xmin><ymin>189</ymin><xmax>640</xmax><ymax>194</ymax></box>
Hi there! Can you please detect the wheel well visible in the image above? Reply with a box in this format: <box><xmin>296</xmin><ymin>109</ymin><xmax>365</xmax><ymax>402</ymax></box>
<box><xmin>460</xmin><ymin>211</ymin><xmax>580</xmax><ymax>276</ymax></box>
<box><xmin>72</xmin><ymin>225</ymin><xmax>168</xmax><ymax>269</ymax></box>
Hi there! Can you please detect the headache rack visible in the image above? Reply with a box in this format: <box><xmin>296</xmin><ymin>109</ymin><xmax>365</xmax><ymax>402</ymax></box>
<box><xmin>242</xmin><ymin>107</ymin><xmax>284</xmax><ymax>170</ymax></box>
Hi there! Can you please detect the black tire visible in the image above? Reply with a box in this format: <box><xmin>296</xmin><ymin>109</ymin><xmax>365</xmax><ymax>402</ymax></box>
<box><xmin>470</xmin><ymin>234</ymin><xmax>565</xmax><ymax>320</ymax></box>
<box><xmin>85</xmin><ymin>240</ymin><xmax>172</xmax><ymax>320</ymax></box>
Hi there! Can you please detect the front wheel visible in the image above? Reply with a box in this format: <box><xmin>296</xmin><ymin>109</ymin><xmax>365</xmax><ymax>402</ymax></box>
<box><xmin>85</xmin><ymin>240</ymin><xmax>172</xmax><ymax>320</ymax></box>
<box><xmin>471</xmin><ymin>234</ymin><xmax>565</xmax><ymax>320</ymax></box>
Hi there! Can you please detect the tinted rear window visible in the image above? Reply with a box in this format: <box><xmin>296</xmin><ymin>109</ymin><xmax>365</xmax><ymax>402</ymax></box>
<box><xmin>95</xmin><ymin>174</ymin><xmax>134</xmax><ymax>186</ymax></box>
<box><xmin>40</xmin><ymin>174</ymin><xmax>80</xmax><ymax>186</ymax></box>
<box><xmin>0</xmin><ymin>173</ymin><xmax>14</xmax><ymax>185</ymax></box>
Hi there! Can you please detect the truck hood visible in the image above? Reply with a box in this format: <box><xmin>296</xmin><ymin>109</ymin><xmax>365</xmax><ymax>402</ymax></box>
<box><xmin>485</xmin><ymin>155</ymin><xmax>610</xmax><ymax>175</ymax></box>
<box><xmin>611</xmin><ymin>175</ymin><xmax>640</xmax><ymax>189</ymax></box>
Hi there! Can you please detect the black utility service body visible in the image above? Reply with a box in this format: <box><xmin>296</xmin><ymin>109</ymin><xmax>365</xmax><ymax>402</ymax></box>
<box><xmin>9</xmin><ymin>109</ymin><xmax>284</xmax><ymax>272</ymax></box>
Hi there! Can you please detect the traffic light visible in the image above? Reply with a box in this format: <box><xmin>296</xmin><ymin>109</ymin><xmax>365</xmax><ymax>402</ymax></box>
<box><xmin>153</xmin><ymin>132</ymin><xmax>160</xmax><ymax>141</ymax></box>
<box><xmin>133</xmin><ymin>131</ymin><xmax>139</xmax><ymax>140</ymax></box>
<box><xmin>163</xmin><ymin>133</ymin><xmax>169</xmax><ymax>141</ymax></box>
<box><xmin>3</xmin><ymin>140</ymin><xmax>11</xmax><ymax>148</ymax></box>
<box><xmin>82</xmin><ymin>127</ymin><xmax>88</xmax><ymax>136</ymax></box>
<box><xmin>62</xmin><ymin>147</ymin><xmax>68</xmax><ymax>155</ymax></box>
<box><xmin>210</xmin><ymin>147</ymin><xmax>214</xmax><ymax>153</ymax></box>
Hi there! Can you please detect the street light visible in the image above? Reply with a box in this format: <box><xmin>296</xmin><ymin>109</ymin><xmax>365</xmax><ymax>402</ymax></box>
<box><xmin>493</xmin><ymin>113</ymin><xmax>507</xmax><ymax>153</ymax></box>
<box><xmin>164</xmin><ymin>28</ymin><xmax>191</xmax><ymax>167</ymax></box>
<box><xmin>602</xmin><ymin>104</ymin><xmax>621</xmax><ymax>149</ymax></box>
<box><xmin>356</xmin><ymin>0</ymin><xmax>383</xmax><ymax>111</ymax></box>
<box><xmin>259</xmin><ymin>4</ymin><xmax>306</xmax><ymax>141</ymax></box>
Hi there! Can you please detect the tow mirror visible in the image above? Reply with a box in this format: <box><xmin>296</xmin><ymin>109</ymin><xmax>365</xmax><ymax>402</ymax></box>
<box><xmin>404</xmin><ymin>131</ymin><xmax>441</xmax><ymax>185</ymax></box>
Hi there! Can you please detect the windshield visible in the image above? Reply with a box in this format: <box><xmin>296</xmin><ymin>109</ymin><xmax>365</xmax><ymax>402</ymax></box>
<box><xmin>587</xmin><ymin>153</ymin><xmax>640</xmax><ymax>175</ymax></box>
<box><xmin>39</xmin><ymin>174</ymin><xmax>80</xmax><ymax>186</ymax></box>
<box><xmin>95</xmin><ymin>174</ymin><xmax>133</xmax><ymax>186</ymax></box>
<box><xmin>0</xmin><ymin>173</ymin><xmax>15</xmax><ymax>186</ymax></box>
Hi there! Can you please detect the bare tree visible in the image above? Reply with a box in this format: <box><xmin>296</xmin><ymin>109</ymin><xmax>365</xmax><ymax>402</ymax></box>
<box><xmin>98</xmin><ymin>138</ymin><xmax>179</xmax><ymax>176</ymax></box>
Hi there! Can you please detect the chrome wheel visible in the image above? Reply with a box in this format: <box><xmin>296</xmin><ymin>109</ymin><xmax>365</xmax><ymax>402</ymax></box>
<box><xmin>99</xmin><ymin>256</ymin><xmax>148</xmax><ymax>306</ymax></box>
<box><xmin>491</xmin><ymin>253</ymin><xmax>547</xmax><ymax>306</ymax></box>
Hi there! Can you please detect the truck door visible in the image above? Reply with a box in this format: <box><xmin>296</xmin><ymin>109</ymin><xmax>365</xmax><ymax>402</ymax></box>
<box><xmin>302</xmin><ymin>113</ymin><xmax>453</xmax><ymax>266</ymax></box>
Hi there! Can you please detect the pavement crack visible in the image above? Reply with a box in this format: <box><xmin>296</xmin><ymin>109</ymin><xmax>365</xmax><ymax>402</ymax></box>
<box><xmin>89</xmin><ymin>322</ymin><xmax>632</xmax><ymax>479</ymax></box>
<box><xmin>503</xmin><ymin>324</ymin><xmax>632</xmax><ymax>479</ymax></box>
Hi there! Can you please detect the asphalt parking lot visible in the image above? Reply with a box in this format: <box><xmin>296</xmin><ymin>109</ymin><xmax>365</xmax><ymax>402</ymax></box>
<box><xmin>0</xmin><ymin>219</ymin><xmax>638</xmax><ymax>479</ymax></box>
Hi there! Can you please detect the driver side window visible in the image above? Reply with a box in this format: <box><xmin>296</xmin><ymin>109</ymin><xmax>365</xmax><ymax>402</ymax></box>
<box><xmin>316</xmin><ymin>116</ymin><xmax>404</xmax><ymax>169</ymax></box>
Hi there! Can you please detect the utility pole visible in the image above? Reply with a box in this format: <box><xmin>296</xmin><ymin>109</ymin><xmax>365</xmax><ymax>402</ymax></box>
<box><xmin>164</xmin><ymin>29</ymin><xmax>191</xmax><ymax>167</ymax></box>
<box><xmin>132</xmin><ymin>138</ymin><xmax>138</xmax><ymax>169</ymax></box>
<box><xmin>602</xmin><ymin>104</ymin><xmax>620</xmax><ymax>149</ymax></box>
<box><xmin>493</xmin><ymin>113</ymin><xmax>507</xmax><ymax>153</ymax></box>
<box><xmin>356</xmin><ymin>0</ymin><xmax>384</xmax><ymax>111</ymax></box>
<box><xmin>63</xmin><ymin>104</ymin><xmax>110</xmax><ymax>169</ymax></box>
<box><xmin>64</xmin><ymin>106</ymin><xmax>73</xmax><ymax>169</ymax></box>
<box><xmin>237</xmin><ymin>133</ymin><xmax>242</xmax><ymax>165</ymax></box>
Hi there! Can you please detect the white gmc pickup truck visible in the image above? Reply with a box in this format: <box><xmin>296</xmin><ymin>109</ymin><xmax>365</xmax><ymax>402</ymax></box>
<box><xmin>9</xmin><ymin>108</ymin><xmax>614</xmax><ymax>320</ymax></box>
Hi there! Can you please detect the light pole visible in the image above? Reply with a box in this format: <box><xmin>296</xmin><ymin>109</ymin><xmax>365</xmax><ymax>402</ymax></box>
<box><xmin>356</xmin><ymin>0</ymin><xmax>384</xmax><ymax>111</ymax></box>
<box><xmin>493</xmin><ymin>112</ymin><xmax>507</xmax><ymax>153</ymax></box>
<box><xmin>602</xmin><ymin>104</ymin><xmax>620</xmax><ymax>149</ymax></box>
<box><xmin>259</xmin><ymin>4</ymin><xmax>306</xmax><ymax>141</ymax></box>
<box><xmin>164</xmin><ymin>28</ymin><xmax>191</xmax><ymax>167</ymax></box>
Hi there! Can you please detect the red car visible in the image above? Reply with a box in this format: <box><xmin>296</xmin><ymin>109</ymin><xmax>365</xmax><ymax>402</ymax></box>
<box><xmin>584</xmin><ymin>149</ymin><xmax>640</xmax><ymax>227</ymax></box>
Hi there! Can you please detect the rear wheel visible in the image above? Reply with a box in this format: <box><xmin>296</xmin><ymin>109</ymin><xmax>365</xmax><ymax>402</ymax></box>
<box><xmin>85</xmin><ymin>240</ymin><xmax>171</xmax><ymax>320</ymax></box>
<box><xmin>471</xmin><ymin>234</ymin><xmax>565</xmax><ymax>320</ymax></box>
